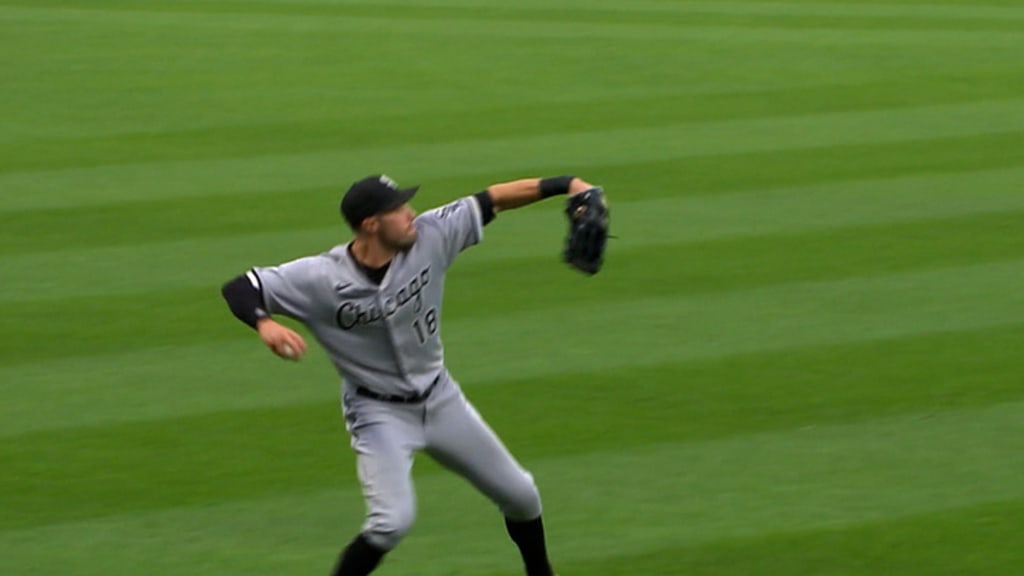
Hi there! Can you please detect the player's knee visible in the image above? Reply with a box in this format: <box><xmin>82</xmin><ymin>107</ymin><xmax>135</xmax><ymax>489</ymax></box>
<box><xmin>363</xmin><ymin>502</ymin><xmax>416</xmax><ymax>550</ymax></box>
<box><xmin>500</xmin><ymin>470</ymin><xmax>542</xmax><ymax>521</ymax></box>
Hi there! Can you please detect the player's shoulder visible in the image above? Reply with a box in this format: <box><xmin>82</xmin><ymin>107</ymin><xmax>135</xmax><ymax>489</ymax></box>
<box><xmin>287</xmin><ymin>249</ymin><xmax>336</xmax><ymax>269</ymax></box>
<box><xmin>416</xmin><ymin>195</ymin><xmax>481</xmax><ymax>230</ymax></box>
<box><xmin>324</xmin><ymin>244</ymin><xmax>349</xmax><ymax>263</ymax></box>
<box><xmin>264</xmin><ymin>246</ymin><xmax>352</xmax><ymax>281</ymax></box>
<box><xmin>323</xmin><ymin>244</ymin><xmax>362</xmax><ymax>276</ymax></box>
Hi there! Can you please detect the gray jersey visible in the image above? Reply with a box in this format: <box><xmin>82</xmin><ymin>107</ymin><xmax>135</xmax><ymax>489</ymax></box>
<box><xmin>252</xmin><ymin>195</ymin><xmax>484</xmax><ymax>397</ymax></box>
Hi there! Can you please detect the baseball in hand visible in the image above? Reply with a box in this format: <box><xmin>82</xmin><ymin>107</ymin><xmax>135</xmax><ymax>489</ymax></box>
<box><xmin>281</xmin><ymin>344</ymin><xmax>297</xmax><ymax>359</ymax></box>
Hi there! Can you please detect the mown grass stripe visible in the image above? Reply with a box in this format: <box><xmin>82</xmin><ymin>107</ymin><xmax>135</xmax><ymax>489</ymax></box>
<box><xmin>2</xmin><ymin>168</ymin><xmax>1021</xmax><ymax>300</ymax></box>
<box><xmin>2</xmin><ymin>3</ymin><xmax>1022</xmax><ymax>47</ymax></box>
<box><xmin>5</xmin><ymin>130</ymin><xmax>1024</xmax><ymax>254</ymax></box>
<box><xmin>3</xmin><ymin>208</ymin><xmax>1023</xmax><ymax>366</ymax></box>
<box><xmin>562</xmin><ymin>499</ymin><xmax>1024</xmax><ymax>576</ymax></box>
<box><xmin>2</xmin><ymin>0</ymin><xmax>1022</xmax><ymax>33</ymax></box>
<box><xmin>1</xmin><ymin>400</ymin><xmax>1020</xmax><ymax>574</ymax></box>
<box><xmin>2</xmin><ymin>258</ymin><xmax>1021</xmax><ymax>437</ymax></box>
<box><xmin>192</xmin><ymin>0</ymin><xmax>1024</xmax><ymax>22</ymax></box>
<box><xmin>3</xmin><ymin>315</ymin><xmax>1022</xmax><ymax>444</ymax></box>
<box><xmin>9</xmin><ymin>0</ymin><xmax>1024</xmax><ymax>22</ymax></box>
<box><xmin>442</xmin><ymin>259</ymin><xmax>1024</xmax><ymax>384</ymax></box>
<box><xmin>4</xmin><ymin>99</ymin><xmax>1022</xmax><ymax>212</ymax></box>
<box><xmin>3</xmin><ymin>319</ymin><xmax>1021</xmax><ymax>477</ymax></box>
<box><xmin>5</xmin><ymin>76</ymin><xmax>1018</xmax><ymax>174</ymax></box>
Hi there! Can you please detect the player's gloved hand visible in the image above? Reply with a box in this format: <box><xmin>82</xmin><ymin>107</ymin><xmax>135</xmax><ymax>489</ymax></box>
<box><xmin>563</xmin><ymin>187</ymin><xmax>610</xmax><ymax>275</ymax></box>
<box><xmin>257</xmin><ymin>318</ymin><xmax>308</xmax><ymax>361</ymax></box>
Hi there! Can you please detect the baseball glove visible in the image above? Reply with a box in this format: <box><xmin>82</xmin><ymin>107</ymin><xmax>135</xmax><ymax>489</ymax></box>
<box><xmin>564</xmin><ymin>187</ymin><xmax>610</xmax><ymax>275</ymax></box>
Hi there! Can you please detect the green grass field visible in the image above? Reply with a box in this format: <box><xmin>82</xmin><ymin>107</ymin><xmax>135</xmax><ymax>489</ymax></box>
<box><xmin>3</xmin><ymin>0</ymin><xmax>1024</xmax><ymax>574</ymax></box>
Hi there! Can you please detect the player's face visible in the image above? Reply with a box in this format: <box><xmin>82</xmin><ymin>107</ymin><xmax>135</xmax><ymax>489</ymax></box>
<box><xmin>376</xmin><ymin>203</ymin><xmax>418</xmax><ymax>251</ymax></box>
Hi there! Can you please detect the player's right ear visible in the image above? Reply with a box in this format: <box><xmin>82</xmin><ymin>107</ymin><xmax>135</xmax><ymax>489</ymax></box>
<box><xmin>359</xmin><ymin>216</ymin><xmax>379</xmax><ymax>235</ymax></box>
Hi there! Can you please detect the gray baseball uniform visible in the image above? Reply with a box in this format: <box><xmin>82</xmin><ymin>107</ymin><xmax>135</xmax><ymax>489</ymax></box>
<box><xmin>250</xmin><ymin>195</ymin><xmax>540</xmax><ymax>550</ymax></box>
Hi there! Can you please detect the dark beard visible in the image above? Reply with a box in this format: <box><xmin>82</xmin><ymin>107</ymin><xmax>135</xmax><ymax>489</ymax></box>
<box><xmin>382</xmin><ymin>234</ymin><xmax>416</xmax><ymax>253</ymax></box>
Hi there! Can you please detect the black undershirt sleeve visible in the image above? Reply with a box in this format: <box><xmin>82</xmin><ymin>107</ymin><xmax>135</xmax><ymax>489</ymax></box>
<box><xmin>221</xmin><ymin>272</ymin><xmax>268</xmax><ymax>330</ymax></box>
<box><xmin>473</xmin><ymin>190</ymin><xmax>496</xmax><ymax>226</ymax></box>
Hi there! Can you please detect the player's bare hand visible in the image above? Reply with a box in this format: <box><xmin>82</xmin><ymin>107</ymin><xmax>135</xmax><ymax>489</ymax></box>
<box><xmin>569</xmin><ymin>177</ymin><xmax>597</xmax><ymax>195</ymax></box>
<box><xmin>257</xmin><ymin>318</ymin><xmax>307</xmax><ymax>361</ymax></box>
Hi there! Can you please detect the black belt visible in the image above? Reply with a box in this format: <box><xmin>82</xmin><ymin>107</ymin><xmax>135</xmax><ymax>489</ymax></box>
<box><xmin>355</xmin><ymin>376</ymin><xmax>440</xmax><ymax>404</ymax></box>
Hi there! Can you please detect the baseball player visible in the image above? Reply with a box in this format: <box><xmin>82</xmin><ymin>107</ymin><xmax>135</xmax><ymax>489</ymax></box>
<box><xmin>220</xmin><ymin>174</ymin><xmax>609</xmax><ymax>576</ymax></box>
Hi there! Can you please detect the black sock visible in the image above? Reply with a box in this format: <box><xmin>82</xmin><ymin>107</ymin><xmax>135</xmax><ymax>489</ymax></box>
<box><xmin>331</xmin><ymin>534</ymin><xmax>387</xmax><ymax>576</ymax></box>
<box><xmin>505</xmin><ymin>516</ymin><xmax>554</xmax><ymax>576</ymax></box>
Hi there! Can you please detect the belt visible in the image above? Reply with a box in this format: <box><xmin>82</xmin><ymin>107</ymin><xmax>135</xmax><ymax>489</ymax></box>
<box><xmin>355</xmin><ymin>375</ymin><xmax>440</xmax><ymax>404</ymax></box>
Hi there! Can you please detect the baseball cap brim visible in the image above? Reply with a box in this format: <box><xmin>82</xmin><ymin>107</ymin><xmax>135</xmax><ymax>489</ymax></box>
<box><xmin>380</xmin><ymin>186</ymin><xmax>419</xmax><ymax>212</ymax></box>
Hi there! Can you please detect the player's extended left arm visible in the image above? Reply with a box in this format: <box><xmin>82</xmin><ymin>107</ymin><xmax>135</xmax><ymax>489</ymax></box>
<box><xmin>485</xmin><ymin>176</ymin><xmax>596</xmax><ymax>212</ymax></box>
<box><xmin>482</xmin><ymin>176</ymin><xmax>610</xmax><ymax>275</ymax></box>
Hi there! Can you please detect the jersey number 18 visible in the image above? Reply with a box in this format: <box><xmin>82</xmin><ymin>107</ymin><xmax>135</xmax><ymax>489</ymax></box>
<box><xmin>411</xmin><ymin>308</ymin><xmax>438</xmax><ymax>345</ymax></box>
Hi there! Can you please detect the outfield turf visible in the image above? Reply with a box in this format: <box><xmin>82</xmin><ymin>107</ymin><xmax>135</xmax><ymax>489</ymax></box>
<box><xmin>2</xmin><ymin>1</ymin><xmax>1023</xmax><ymax>574</ymax></box>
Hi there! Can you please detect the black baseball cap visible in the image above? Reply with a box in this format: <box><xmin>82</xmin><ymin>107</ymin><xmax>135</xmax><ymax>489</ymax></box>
<box><xmin>340</xmin><ymin>174</ymin><xmax>419</xmax><ymax>229</ymax></box>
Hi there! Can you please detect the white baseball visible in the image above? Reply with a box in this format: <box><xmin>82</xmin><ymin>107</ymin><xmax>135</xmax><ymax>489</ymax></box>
<box><xmin>281</xmin><ymin>344</ymin><xmax>296</xmax><ymax>358</ymax></box>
